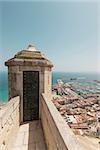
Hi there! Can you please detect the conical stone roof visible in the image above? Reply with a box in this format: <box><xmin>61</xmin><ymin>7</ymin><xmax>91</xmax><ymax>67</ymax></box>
<box><xmin>5</xmin><ymin>45</ymin><xmax>53</xmax><ymax>67</ymax></box>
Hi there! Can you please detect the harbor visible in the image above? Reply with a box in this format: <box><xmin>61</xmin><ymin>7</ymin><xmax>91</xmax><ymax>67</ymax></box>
<box><xmin>52</xmin><ymin>79</ymin><xmax>100</xmax><ymax>139</ymax></box>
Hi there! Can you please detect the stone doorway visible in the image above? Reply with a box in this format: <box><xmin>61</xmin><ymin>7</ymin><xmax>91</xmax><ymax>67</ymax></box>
<box><xmin>23</xmin><ymin>71</ymin><xmax>39</xmax><ymax>122</ymax></box>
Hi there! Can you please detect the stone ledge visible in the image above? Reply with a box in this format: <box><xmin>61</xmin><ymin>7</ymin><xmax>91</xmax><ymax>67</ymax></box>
<box><xmin>0</xmin><ymin>96</ymin><xmax>20</xmax><ymax>150</ymax></box>
<box><xmin>41</xmin><ymin>93</ymin><xmax>86</xmax><ymax>150</ymax></box>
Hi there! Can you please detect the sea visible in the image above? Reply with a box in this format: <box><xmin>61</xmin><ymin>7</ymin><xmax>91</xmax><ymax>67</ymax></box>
<box><xmin>0</xmin><ymin>71</ymin><xmax>100</xmax><ymax>104</ymax></box>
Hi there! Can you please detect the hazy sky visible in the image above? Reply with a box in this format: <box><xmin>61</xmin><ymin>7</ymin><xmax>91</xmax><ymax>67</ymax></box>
<box><xmin>0</xmin><ymin>0</ymin><xmax>100</xmax><ymax>72</ymax></box>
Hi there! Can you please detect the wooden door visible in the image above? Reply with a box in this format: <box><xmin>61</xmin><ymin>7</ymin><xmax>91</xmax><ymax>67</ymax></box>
<box><xmin>23</xmin><ymin>71</ymin><xmax>39</xmax><ymax>121</ymax></box>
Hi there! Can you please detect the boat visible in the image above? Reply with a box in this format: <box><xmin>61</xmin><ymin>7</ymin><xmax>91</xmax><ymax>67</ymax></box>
<box><xmin>70</xmin><ymin>78</ymin><xmax>77</xmax><ymax>80</ymax></box>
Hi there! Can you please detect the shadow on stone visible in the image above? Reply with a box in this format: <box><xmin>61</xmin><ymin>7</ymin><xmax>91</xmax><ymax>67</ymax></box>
<box><xmin>28</xmin><ymin>120</ymin><xmax>47</xmax><ymax>150</ymax></box>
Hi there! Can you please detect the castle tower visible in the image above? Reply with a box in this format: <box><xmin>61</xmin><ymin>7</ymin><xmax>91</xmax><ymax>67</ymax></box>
<box><xmin>5</xmin><ymin>45</ymin><xmax>53</xmax><ymax>123</ymax></box>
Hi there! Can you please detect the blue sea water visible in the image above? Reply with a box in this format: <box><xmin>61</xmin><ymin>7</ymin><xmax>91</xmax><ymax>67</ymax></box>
<box><xmin>52</xmin><ymin>72</ymin><xmax>100</xmax><ymax>84</ymax></box>
<box><xmin>0</xmin><ymin>71</ymin><xmax>100</xmax><ymax>103</ymax></box>
<box><xmin>0</xmin><ymin>71</ymin><xmax>8</xmax><ymax>103</ymax></box>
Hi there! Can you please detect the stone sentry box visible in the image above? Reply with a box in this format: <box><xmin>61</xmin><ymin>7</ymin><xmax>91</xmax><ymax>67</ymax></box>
<box><xmin>5</xmin><ymin>45</ymin><xmax>53</xmax><ymax>123</ymax></box>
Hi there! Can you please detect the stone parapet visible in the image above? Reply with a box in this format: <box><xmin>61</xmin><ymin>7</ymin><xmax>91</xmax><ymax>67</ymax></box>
<box><xmin>0</xmin><ymin>96</ymin><xmax>20</xmax><ymax>150</ymax></box>
<box><xmin>40</xmin><ymin>93</ymin><xmax>86</xmax><ymax>150</ymax></box>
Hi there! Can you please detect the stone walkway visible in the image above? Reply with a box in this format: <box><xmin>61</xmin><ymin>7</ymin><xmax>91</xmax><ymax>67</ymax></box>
<box><xmin>76</xmin><ymin>135</ymin><xmax>100</xmax><ymax>150</ymax></box>
<box><xmin>12</xmin><ymin>120</ymin><xmax>47</xmax><ymax>150</ymax></box>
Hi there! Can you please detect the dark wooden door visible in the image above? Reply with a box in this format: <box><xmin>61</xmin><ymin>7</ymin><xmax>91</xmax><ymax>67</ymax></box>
<box><xmin>23</xmin><ymin>71</ymin><xmax>39</xmax><ymax>122</ymax></box>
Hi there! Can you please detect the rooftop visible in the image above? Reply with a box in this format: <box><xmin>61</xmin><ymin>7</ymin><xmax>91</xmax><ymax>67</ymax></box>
<box><xmin>5</xmin><ymin>44</ymin><xmax>53</xmax><ymax>67</ymax></box>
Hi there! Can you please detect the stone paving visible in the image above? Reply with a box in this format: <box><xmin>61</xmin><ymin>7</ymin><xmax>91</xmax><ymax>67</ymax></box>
<box><xmin>12</xmin><ymin>120</ymin><xmax>47</xmax><ymax>150</ymax></box>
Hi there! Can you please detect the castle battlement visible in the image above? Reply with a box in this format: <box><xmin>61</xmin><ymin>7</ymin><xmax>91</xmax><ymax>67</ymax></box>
<box><xmin>0</xmin><ymin>45</ymin><xmax>87</xmax><ymax>150</ymax></box>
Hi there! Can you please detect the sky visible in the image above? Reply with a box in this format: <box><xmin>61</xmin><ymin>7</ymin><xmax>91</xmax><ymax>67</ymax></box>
<box><xmin>0</xmin><ymin>0</ymin><xmax>100</xmax><ymax>73</ymax></box>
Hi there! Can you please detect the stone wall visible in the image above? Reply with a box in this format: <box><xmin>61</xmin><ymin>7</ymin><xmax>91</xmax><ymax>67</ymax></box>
<box><xmin>7</xmin><ymin>64</ymin><xmax>52</xmax><ymax>123</ymax></box>
<box><xmin>40</xmin><ymin>94</ymin><xmax>86</xmax><ymax>150</ymax></box>
<box><xmin>44</xmin><ymin>67</ymin><xmax>52</xmax><ymax>95</ymax></box>
<box><xmin>0</xmin><ymin>96</ymin><xmax>20</xmax><ymax>150</ymax></box>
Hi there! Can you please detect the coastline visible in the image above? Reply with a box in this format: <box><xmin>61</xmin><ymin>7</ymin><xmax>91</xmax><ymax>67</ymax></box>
<box><xmin>0</xmin><ymin>71</ymin><xmax>100</xmax><ymax>103</ymax></box>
